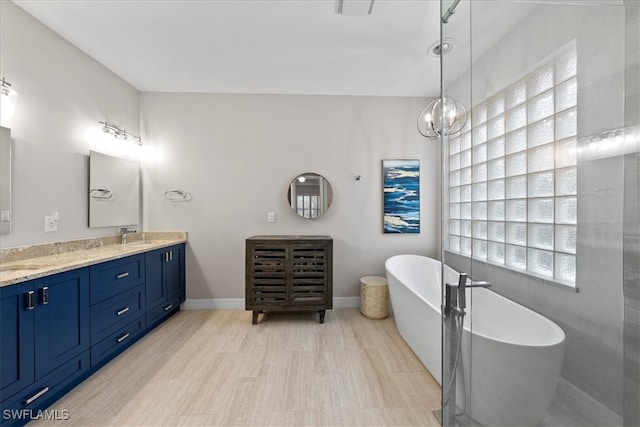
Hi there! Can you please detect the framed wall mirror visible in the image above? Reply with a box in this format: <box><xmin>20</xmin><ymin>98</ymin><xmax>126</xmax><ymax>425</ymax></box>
<box><xmin>0</xmin><ymin>126</ymin><xmax>11</xmax><ymax>235</ymax></box>
<box><xmin>89</xmin><ymin>151</ymin><xmax>140</xmax><ymax>228</ymax></box>
<box><xmin>287</xmin><ymin>172</ymin><xmax>333</xmax><ymax>219</ymax></box>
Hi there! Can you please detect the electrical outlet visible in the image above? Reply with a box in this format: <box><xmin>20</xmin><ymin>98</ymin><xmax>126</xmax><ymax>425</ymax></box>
<box><xmin>267</xmin><ymin>212</ymin><xmax>276</xmax><ymax>223</ymax></box>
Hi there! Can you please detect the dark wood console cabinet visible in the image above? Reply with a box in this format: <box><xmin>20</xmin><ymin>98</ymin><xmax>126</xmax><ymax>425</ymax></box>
<box><xmin>245</xmin><ymin>235</ymin><xmax>333</xmax><ymax>324</ymax></box>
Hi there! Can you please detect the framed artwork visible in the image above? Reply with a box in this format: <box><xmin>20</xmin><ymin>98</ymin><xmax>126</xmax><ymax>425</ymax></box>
<box><xmin>382</xmin><ymin>159</ymin><xmax>420</xmax><ymax>233</ymax></box>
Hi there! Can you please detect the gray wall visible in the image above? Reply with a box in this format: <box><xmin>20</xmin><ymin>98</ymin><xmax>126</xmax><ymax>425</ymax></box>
<box><xmin>444</xmin><ymin>2</ymin><xmax>628</xmax><ymax>416</ymax></box>
<box><xmin>140</xmin><ymin>93</ymin><xmax>439</xmax><ymax>300</ymax></box>
<box><xmin>623</xmin><ymin>1</ymin><xmax>640</xmax><ymax>425</ymax></box>
<box><xmin>0</xmin><ymin>0</ymin><xmax>441</xmax><ymax>301</ymax></box>
<box><xmin>0</xmin><ymin>1</ymin><xmax>141</xmax><ymax>248</ymax></box>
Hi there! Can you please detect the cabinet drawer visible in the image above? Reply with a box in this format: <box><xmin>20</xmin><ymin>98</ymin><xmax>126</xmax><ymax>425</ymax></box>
<box><xmin>90</xmin><ymin>285</ymin><xmax>145</xmax><ymax>345</ymax></box>
<box><xmin>90</xmin><ymin>255</ymin><xmax>144</xmax><ymax>304</ymax></box>
<box><xmin>146</xmin><ymin>295</ymin><xmax>181</xmax><ymax>330</ymax></box>
<box><xmin>90</xmin><ymin>318</ymin><xmax>145</xmax><ymax>368</ymax></box>
<box><xmin>1</xmin><ymin>351</ymin><xmax>89</xmax><ymax>426</ymax></box>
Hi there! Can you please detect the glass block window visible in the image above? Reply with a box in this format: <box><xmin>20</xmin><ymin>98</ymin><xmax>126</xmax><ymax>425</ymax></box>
<box><xmin>448</xmin><ymin>48</ymin><xmax>577</xmax><ymax>285</ymax></box>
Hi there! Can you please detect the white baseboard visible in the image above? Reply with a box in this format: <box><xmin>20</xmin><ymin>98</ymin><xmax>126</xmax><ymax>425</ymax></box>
<box><xmin>332</xmin><ymin>297</ymin><xmax>360</xmax><ymax>308</ymax></box>
<box><xmin>182</xmin><ymin>298</ymin><xmax>243</xmax><ymax>310</ymax></box>
<box><xmin>182</xmin><ymin>297</ymin><xmax>360</xmax><ymax>310</ymax></box>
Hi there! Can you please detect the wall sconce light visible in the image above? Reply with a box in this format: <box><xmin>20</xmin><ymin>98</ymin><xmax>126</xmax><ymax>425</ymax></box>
<box><xmin>99</xmin><ymin>121</ymin><xmax>142</xmax><ymax>145</ymax></box>
<box><xmin>1</xmin><ymin>77</ymin><xmax>18</xmax><ymax>126</ymax></box>
<box><xmin>417</xmin><ymin>96</ymin><xmax>468</xmax><ymax>140</ymax></box>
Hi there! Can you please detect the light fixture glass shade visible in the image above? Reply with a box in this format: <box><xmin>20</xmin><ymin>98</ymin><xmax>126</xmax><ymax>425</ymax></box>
<box><xmin>0</xmin><ymin>83</ymin><xmax>18</xmax><ymax>127</ymax></box>
<box><xmin>417</xmin><ymin>96</ymin><xmax>467</xmax><ymax>139</ymax></box>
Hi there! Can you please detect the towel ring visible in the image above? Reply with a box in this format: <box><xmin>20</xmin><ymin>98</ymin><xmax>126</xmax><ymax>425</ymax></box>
<box><xmin>164</xmin><ymin>189</ymin><xmax>191</xmax><ymax>202</ymax></box>
<box><xmin>89</xmin><ymin>189</ymin><xmax>113</xmax><ymax>199</ymax></box>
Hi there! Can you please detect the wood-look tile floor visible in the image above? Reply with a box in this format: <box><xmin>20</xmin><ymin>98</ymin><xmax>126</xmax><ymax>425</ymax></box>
<box><xmin>31</xmin><ymin>309</ymin><xmax>441</xmax><ymax>427</ymax></box>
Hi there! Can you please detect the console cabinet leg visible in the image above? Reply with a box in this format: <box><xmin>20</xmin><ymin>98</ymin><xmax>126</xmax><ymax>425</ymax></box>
<box><xmin>252</xmin><ymin>310</ymin><xmax>259</xmax><ymax>325</ymax></box>
<box><xmin>319</xmin><ymin>310</ymin><xmax>326</xmax><ymax>324</ymax></box>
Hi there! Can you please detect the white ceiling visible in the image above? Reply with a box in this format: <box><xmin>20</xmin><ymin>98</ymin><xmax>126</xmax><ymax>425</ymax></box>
<box><xmin>14</xmin><ymin>0</ymin><xmax>443</xmax><ymax>97</ymax></box>
<box><xmin>12</xmin><ymin>0</ymin><xmax>555</xmax><ymax>98</ymax></box>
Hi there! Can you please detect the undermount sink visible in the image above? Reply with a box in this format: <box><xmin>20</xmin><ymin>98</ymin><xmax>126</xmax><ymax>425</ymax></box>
<box><xmin>125</xmin><ymin>241</ymin><xmax>155</xmax><ymax>247</ymax></box>
<box><xmin>0</xmin><ymin>263</ymin><xmax>53</xmax><ymax>272</ymax></box>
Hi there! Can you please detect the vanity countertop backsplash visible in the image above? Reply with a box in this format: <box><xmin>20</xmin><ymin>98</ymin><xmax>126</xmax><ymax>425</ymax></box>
<box><xmin>0</xmin><ymin>232</ymin><xmax>187</xmax><ymax>287</ymax></box>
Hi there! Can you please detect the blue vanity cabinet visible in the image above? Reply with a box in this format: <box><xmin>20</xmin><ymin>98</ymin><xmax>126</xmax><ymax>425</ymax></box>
<box><xmin>89</xmin><ymin>254</ymin><xmax>146</xmax><ymax>369</ymax></box>
<box><xmin>145</xmin><ymin>244</ymin><xmax>185</xmax><ymax>329</ymax></box>
<box><xmin>1</xmin><ymin>243</ymin><xmax>185</xmax><ymax>425</ymax></box>
<box><xmin>32</xmin><ymin>269</ymin><xmax>90</xmax><ymax>379</ymax></box>
<box><xmin>90</xmin><ymin>285</ymin><xmax>145</xmax><ymax>345</ymax></box>
<box><xmin>89</xmin><ymin>254</ymin><xmax>144</xmax><ymax>304</ymax></box>
<box><xmin>0</xmin><ymin>282</ymin><xmax>35</xmax><ymax>402</ymax></box>
<box><xmin>0</xmin><ymin>268</ymin><xmax>90</xmax><ymax>426</ymax></box>
<box><xmin>166</xmin><ymin>245</ymin><xmax>185</xmax><ymax>301</ymax></box>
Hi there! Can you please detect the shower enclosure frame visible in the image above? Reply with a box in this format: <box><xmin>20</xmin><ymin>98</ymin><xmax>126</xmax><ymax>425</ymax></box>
<box><xmin>438</xmin><ymin>1</ymin><xmax>639</xmax><ymax>426</ymax></box>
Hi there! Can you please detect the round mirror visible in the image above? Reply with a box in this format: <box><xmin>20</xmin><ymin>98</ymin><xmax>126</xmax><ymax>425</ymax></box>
<box><xmin>287</xmin><ymin>173</ymin><xmax>333</xmax><ymax>219</ymax></box>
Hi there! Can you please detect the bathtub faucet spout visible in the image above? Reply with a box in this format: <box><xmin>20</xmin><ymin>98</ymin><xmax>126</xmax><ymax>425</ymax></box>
<box><xmin>458</xmin><ymin>273</ymin><xmax>491</xmax><ymax>311</ymax></box>
<box><xmin>469</xmin><ymin>281</ymin><xmax>491</xmax><ymax>288</ymax></box>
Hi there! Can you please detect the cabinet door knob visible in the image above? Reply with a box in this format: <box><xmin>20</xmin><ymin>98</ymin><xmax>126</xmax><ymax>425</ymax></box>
<box><xmin>24</xmin><ymin>386</ymin><xmax>49</xmax><ymax>405</ymax></box>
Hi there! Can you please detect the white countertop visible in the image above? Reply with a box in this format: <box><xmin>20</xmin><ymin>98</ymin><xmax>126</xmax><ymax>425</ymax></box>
<box><xmin>0</xmin><ymin>234</ymin><xmax>186</xmax><ymax>287</ymax></box>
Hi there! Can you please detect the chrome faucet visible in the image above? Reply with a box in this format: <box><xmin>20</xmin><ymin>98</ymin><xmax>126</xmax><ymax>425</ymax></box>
<box><xmin>445</xmin><ymin>273</ymin><xmax>491</xmax><ymax>315</ymax></box>
<box><xmin>456</xmin><ymin>273</ymin><xmax>491</xmax><ymax>312</ymax></box>
<box><xmin>119</xmin><ymin>227</ymin><xmax>136</xmax><ymax>245</ymax></box>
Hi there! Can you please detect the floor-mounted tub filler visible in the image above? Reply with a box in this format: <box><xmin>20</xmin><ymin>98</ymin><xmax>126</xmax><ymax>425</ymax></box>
<box><xmin>385</xmin><ymin>254</ymin><xmax>565</xmax><ymax>427</ymax></box>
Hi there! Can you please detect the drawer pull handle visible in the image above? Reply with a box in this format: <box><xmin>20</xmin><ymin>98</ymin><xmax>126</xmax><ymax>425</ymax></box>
<box><xmin>117</xmin><ymin>332</ymin><xmax>130</xmax><ymax>343</ymax></box>
<box><xmin>24</xmin><ymin>386</ymin><xmax>49</xmax><ymax>405</ymax></box>
<box><xmin>164</xmin><ymin>304</ymin><xmax>173</xmax><ymax>311</ymax></box>
<box><xmin>26</xmin><ymin>291</ymin><xmax>35</xmax><ymax>310</ymax></box>
<box><xmin>117</xmin><ymin>307</ymin><xmax>130</xmax><ymax>316</ymax></box>
<box><xmin>116</xmin><ymin>272</ymin><xmax>130</xmax><ymax>279</ymax></box>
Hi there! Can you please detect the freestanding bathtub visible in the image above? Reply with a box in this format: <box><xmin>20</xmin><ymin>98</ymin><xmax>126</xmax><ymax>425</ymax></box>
<box><xmin>385</xmin><ymin>254</ymin><xmax>565</xmax><ymax>427</ymax></box>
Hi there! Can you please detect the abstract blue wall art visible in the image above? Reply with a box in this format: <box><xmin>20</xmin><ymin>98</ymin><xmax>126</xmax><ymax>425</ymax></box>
<box><xmin>382</xmin><ymin>159</ymin><xmax>420</xmax><ymax>234</ymax></box>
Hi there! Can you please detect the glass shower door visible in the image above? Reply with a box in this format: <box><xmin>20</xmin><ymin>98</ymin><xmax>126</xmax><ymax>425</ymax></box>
<box><xmin>440</xmin><ymin>1</ymin><xmax>637</xmax><ymax>426</ymax></box>
<box><xmin>439</xmin><ymin>0</ymin><xmax>472</xmax><ymax>425</ymax></box>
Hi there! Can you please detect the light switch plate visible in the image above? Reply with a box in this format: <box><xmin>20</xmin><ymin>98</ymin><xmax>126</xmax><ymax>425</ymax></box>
<box><xmin>267</xmin><ymin>212</ymin><xmax>276</xmax><ymax>223</ymax></box>
<box><xmin>45</xmin><ymin>213</ymin><xmax>58</xmax><ymax>232</ymax></box>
